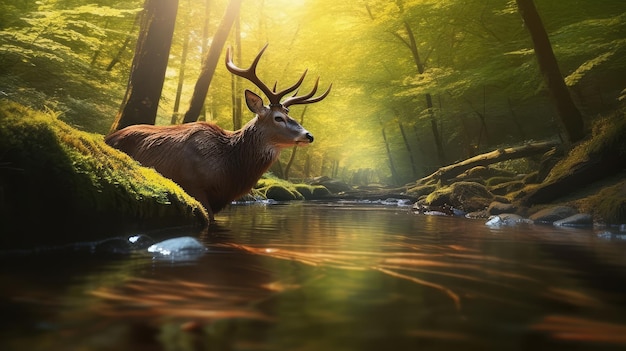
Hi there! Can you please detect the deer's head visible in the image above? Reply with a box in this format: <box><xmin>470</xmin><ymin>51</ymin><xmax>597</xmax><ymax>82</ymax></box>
<box><xmin>226</xmin><ymin>44</ymin><xmax>331</xmax><ymax>147</ymax></box>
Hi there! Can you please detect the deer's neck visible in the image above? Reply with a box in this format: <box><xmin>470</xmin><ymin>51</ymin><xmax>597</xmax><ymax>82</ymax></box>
<box><xmin>232</xmin><ymin>120</ymin><xmax>280</xmax><ymax>176</ymax></box>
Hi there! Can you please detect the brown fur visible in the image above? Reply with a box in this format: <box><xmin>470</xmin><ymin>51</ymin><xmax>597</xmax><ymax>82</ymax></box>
<box><xmin>105</xmin><ymin>91</ymin><xmax>313</xmax><ymax>221</ymax></box>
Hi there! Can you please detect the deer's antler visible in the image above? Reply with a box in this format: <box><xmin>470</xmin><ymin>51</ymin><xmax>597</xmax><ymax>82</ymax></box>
<box><xmin>225</xmin><ymin>44</ymin><xmax>331</xmax><ymax>108</ymax></box>
<box><xmin>282</xmin><ymin>78</ymin><xmax>333</xmax><ymax>108</ymax></box>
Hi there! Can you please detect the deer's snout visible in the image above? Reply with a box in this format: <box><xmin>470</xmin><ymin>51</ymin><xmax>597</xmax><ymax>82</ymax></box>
<box><xmin>305</xmin><ymin>133</ymin><xmax>314</xmax><ymax>143</ymax></box>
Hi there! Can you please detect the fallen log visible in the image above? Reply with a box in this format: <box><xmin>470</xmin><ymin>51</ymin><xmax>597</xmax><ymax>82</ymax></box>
<box><xmin>416</xmin><ymin>140</ymin><xmax>561</xmax><ymax>185</ymax></box>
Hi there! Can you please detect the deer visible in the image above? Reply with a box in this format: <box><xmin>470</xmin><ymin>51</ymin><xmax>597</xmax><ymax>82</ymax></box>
<box><xmin>105</xmin><ymin>44</ymin><xmax>331</xmax><ymax>223</ymax></box>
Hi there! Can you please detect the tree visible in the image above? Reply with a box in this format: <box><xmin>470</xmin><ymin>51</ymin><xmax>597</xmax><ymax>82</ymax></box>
<box><xmin>396</xmin><ymin>20</ymin><xmax>446</xmax><ymax>166</ymax></box>
<box><xmin>283</xmin><ymin>106</ymin><xmax>308</xmax><ymax>180</ymax></box>
<box><xmin>516</xmin><ymin>0</ymin><xmax>586</xmax><ymax>144</ymax></box>
<box><xmin>109</xmin><ymin>0</ymin><xmax>178</xmax><ymax>133</ymax></box>
<box><xmin>171</xmin><ymin>29</ymin><xmax>191</xmax><ymax>124</ymax></box>
<box><xmin>231</xmin><ymin>16</ymin><xmax>243</xmax><ymax>129</ymax></box>
<box><xmin>106</xmin><ymin>12</ymin><xmax>141</xmax><ymax>72</ymax></box>
<box><xmin>182</xmin><ymin>0</ymin><xmax>242</xmax><ymax>124</ymax></box>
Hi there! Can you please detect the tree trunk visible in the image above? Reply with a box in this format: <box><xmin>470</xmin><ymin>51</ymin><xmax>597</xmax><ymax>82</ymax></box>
<box><xmin>398</xmin><ymin>120</ymin><xmax>417</xmax><ymax>178</ymax></box>
<box><xmin>171</xmin><ymin>29</ymin><xmax>191</xmax><ymax>124</ymax></box>
<box><xmin>109</xmin><ymin>0</ymin><xmax>178</xmax><ymax>133</ymax></box>
<box><xmin>516</xmin><ymin>0</ymin><xmax>585</xmax><ymax>144</ymax></box>
<box><xmin>183</xmin><ymin>0</ymin><xmax>242</xmax><ymax>124</ymax></box>
<box><xmin>283</xmin><ymin>106</ymin><xmax>307</xmax><ymax>180</ymax></box>
<box><xmin>304</xmin><ymin>153</ymin><xmax>311</xmax><ymax>179</ymax></box>
<box><xmin>507</xmin><ymin>97</ymin><xmax>526</xmax><ymax>139</ymax></box>
<box><xmin>380</xmin><ymin>120</ymin><xmax>400</xmax><ymax>185</ymax></box>
<box><xmin>231</xmin><ymin>16</ymin><xmax>243</xmax><ymax>130</ymax></box>
<box><xmin>417</xmin><ymin>140</ymin><xmax>560</xmax><ymax>185</ymax></box>
<box><xmin>201</xmin><ymin>0</ymin><xmax>211</xmax><ymax>57</ymax></box>
<box><xmin>400</xmin><ymin>21</ymin><xmax>446</xmax><ymax>165</ymax></box>
<box><xmin>106</xmin><ymin>12</ymin><xmax>140</xmax><ymax>72</ymax></box>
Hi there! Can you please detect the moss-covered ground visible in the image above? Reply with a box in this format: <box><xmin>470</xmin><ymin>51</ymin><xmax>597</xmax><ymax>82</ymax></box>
<box><xmin>0</xmin><ymin>101</ymin><xmax>208</xmax><ymax>249</ymax></box>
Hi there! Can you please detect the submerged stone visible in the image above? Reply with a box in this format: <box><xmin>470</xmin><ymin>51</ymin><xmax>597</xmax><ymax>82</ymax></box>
<box><xmin>553</xmin><ymin>213</ymin><xmax>593</xmax><ymax>227</ymax></box>
<box><xmin>425</xmin><ymin>181</ymin><xmax>494</xmax><ymax>212</ymax></box>
<box><xmin>529</xmin><ymin>206</ymin><xmax>578</xmax><ymax>224</ymax></box>
<box><xmin>147</xmin><ymin>236</ymin><xmax>207</xmax><ymax>259</ymax></box>
<box><xmin>485</xmin><ymin>213</ymin><xmax>531</xmax><ymax>226</ymax></box>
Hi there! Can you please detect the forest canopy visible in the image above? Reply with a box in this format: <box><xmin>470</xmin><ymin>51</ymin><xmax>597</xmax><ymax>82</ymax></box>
<box><xmin>1</xmin><ymin>0</ymin><xmax>624</xmax><ymax>185</ymax></box>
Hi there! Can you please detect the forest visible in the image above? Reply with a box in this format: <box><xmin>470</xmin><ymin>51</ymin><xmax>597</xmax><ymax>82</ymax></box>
<box><xmin>1</xmin><ymin>0</ymin><xmax>625</xmax><ymax>186</ymax></box>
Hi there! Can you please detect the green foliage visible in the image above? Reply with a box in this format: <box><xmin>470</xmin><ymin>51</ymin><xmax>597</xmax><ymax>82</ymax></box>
<box><xmin>0</xmin><ymin>1</ymin><xmax>141</xmax><ymax>133</ymax></box>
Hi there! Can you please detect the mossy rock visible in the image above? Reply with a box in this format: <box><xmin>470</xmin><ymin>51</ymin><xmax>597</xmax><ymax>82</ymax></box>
<box><xmin>425</xmin><ymin>181</ymin><xmax>494</xmax><ymax>212</ymax></box>
<box><xmin>0</xmin><ymin>101</ymin><xmax>208</xmax><ymax>249</ymax></box>
<box><xmin>522</xmin><ymin>111</ymin><xmax>626</xmax><ymax>206</ymax></box>
<box><xmin>255</xmin><ymin>174</ymin><xmax>330</xmax><ymax>201</ymax></box>
<box><xmin>576</xmin><ymin>179</ymin><xmax>626</xmax><ymax>224</ymax></box>
<box><xmin>264</xmin><ymin>185</ymin><xmax>304</xmax><ymax>201</ymax></box>
<box><xmin>310</xmin><ymin>176</ymin><xmax>353</xmax><ymax>194</ymax></box>
<box><xmin>295</xmin><ymin>184</ymin><xmax>331</xmax><ymax>199</ymax></box>
<box><xmin>547</xmin><ymin>113</ymin><xmax>626</xmax><ymax>183</ymax></box>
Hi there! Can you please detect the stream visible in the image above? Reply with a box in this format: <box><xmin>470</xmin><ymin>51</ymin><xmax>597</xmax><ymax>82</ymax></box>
<box><xmin>1</xmin><ymin>201</ymin><xmax>626</xmax><ymax>351</ymax></box>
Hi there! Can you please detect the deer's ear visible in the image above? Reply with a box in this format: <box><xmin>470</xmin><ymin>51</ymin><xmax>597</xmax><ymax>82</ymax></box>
<box><xmin>244</xmin><ymin>90</ymin><xmax>265</xmax><ymax>115</ymax></box>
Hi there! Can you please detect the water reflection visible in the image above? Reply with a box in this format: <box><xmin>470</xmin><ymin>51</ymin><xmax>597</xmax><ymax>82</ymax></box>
<box><xmin>1</xmin><ymin>202</ymin><xmax>626</xmax><ymax>350</ymax></box>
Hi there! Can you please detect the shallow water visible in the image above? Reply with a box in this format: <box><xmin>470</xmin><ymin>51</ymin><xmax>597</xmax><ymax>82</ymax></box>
<box><xmin>2</xmin><ymin>202</ymin><xmax>626</xmax><ymax>351</ymax></box>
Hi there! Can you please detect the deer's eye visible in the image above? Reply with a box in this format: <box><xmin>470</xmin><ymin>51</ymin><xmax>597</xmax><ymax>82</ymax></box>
<box><xmin>274</xmin><ymin>116</ymin><xmax>285</xmax><ymax>123</ymax></box>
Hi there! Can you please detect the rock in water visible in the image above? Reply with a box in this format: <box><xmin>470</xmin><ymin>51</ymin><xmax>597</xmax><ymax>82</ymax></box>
<box><xmin>147</xmin><ymin>236</ymin><xmax>207</xmax><ymax>260</ymax></box>
<box><xmin>485</xmin><ymin>213</ymin><xmax>531</xmax><ymax>226</ymax></box>
<box><xmin>553</xmin><ymin>213</ymin><xmax>593</xmax><ymax>227</ymax></box>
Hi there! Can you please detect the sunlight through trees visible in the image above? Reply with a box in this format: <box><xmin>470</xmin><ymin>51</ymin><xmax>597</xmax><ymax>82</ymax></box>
<box><xmin>1</xmin><ymin>0</ymin><xmax>624</xmax><ymax>184</ymax></box>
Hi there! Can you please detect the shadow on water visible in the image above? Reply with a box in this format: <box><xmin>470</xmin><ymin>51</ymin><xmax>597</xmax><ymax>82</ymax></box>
<box><xmin>1</xmin><ymin>201</ymin><xmax>626</xmax><ymax>350</ymax></box>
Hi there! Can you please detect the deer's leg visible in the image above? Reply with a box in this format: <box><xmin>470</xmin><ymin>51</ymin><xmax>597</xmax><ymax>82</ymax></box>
<box><xmin>185</xmin><ymin>187</ymin><xmax>215</xmax><ymax>223</ymax></box>
<box><xmin>206</xmin><ymin>206</ymin><xmax>216</xmax><ymax>224</ymax></box>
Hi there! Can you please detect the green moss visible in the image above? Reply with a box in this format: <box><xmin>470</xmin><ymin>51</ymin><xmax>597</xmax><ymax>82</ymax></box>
<box><xmin>254</xmin><ymin>174</ymin><xmax>329</xmax><ymax>200</ymax></box>
<box><xmin>0</xmin><ymin>101</ymin><xmax>208</xmax><ymax>248</ymax></box>
<box><xmin>547</xmin><ymin>111</ymin><xmax>626</xmax><ymax>182</ymax></box>
<box><xmin>577</xmin><ymin>180</ymin><xmax>626</xmax><ymax>224</ymax></box>
<box><xmin>425</xmin><ymin>181</ymin><xmax>494</xmax><ymax>212</ymax></box>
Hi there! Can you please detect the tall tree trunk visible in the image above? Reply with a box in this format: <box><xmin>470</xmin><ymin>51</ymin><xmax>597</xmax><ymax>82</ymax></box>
<box><xmin>196</xmin><ymin>0</ymin><xmax>212</xmax><ymax>121</ymax></box>
<box><xmin>398</xmin><ymin>120</ymin><xmax>417</xmax><ymax>178</ymax></box>
<box><xmin>106</xmin><ymin>12</ymin><xmax>140</xmax><ymax>72</ymax></box>
<box><xmin>283</xmin><ymin>106</ymin><xmax>307</xmax><ymax>180</ymax></box>
<box><xmin>304</xmin><ymin>153</ymin><xmax>311</xmax><ymax>179</ymax></box>
<box><xmin>171</xmin><ymin>29</ymin><xmax>191</xmax><ymax>124</ymax></box>
<box><xmin>90</xmin><ymin>19</ymin><xmax>109</xmax><ymax>66</ymax></box>
<box><xmin>400</xmin><ymin>21</ymin><xmax>446</xmax><ymax>165</ymax></box>
<box><xmin>507</xmin><ymin>97</ymin><xmax>526</xmax><ymax>139</ymax></box>
<box><xmin>109</xmin><ymin>0</ymin><xmax>178</xmax><ymax>133</ymax></box>
<box><xmin>231</xmin><ymin>16</ymin><xmax>243</xmax><ymax>129</ymax></box>
<box><xmin>379</xmin><ymin>118</ymin><xmax>400</xmax><ymax>185</ymax></box>
<box><xmin>183</xmin><ymin>0</ymin><xmax>242</xmax><ymax>124</ymax></box>
<box><xmin>201</xmin><ymin>0</ymin><xmax>211</xmax><ymax>57</ymax></box>
<box><xmin>516</xmin><ymin>0</ymin><xmax>585</xmax><ymax>143</ymax></box>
